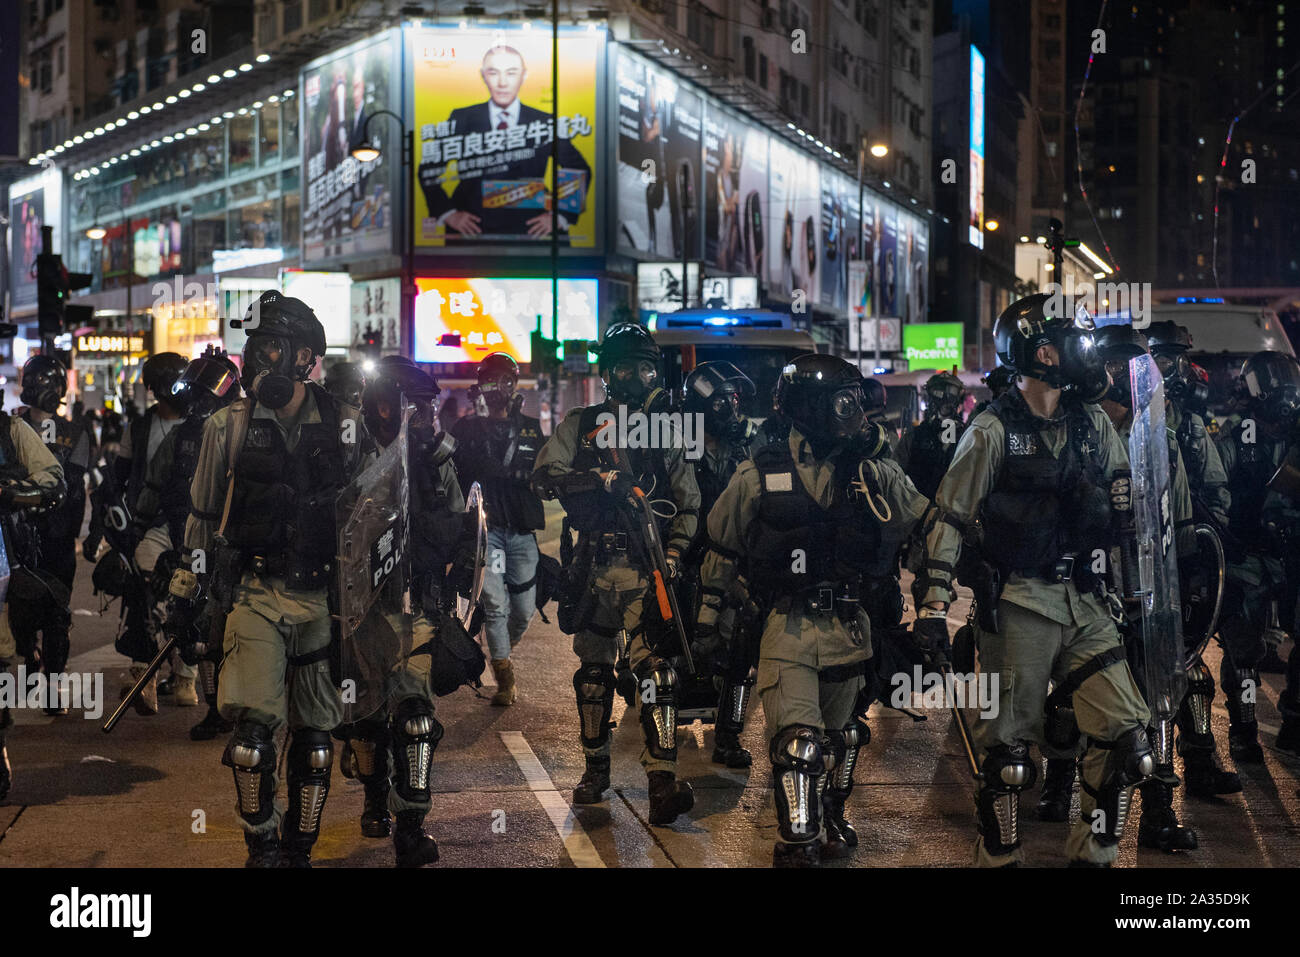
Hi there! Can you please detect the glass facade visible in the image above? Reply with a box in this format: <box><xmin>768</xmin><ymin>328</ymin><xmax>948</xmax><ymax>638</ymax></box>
<box><xmin>68</xmin><ymin>96</ymin><xmax>301</xmax><ymax>288</ymax></box>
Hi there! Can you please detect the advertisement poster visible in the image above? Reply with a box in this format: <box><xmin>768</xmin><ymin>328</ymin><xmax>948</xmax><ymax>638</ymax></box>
<box><xmin>906</xmin><ymin>216</ymin><xmax>929</xmax><ymax>325</ymax></box>
<box><xmin>636</xmin><ymin>261</ymin><xmax>699</xmax><ymax>313</ymax></box>
<box><xmin>819</xmin><ymin>170</ymin><xmax>851</xmax><ymax>315</ymax></box>
<box><xmin>351</xmin><ymin>277</ymin><xmax>402</xmax><ymax>350</ymax></box>
<box><xmin>702</xmin><ymin>108</ymin><xmax>747</xmax><ymax>271</ymax></box>
<box><xmin>133</xmin><ymin>217</ymin><xmax>182</xmax><ymax>279</ymax></box>
<box><xmin>413</xmin><ymin>25</ymin><xmax>600</xmax><ymax>248</ymax></box>
<box><xmin>412</xmin><ymin>277</ymin><xmax>598</xmax><ymax>363</ymax></box>
<box><xmin>302</xmin><ymin>33</ymin><xmax>398</xmax><ymax>263</ymax></box>
<box><xmin>878</xmin><ymin>203</ymin><xmax>899</xmax><ymax>318</ymax></box>
<box><xmin>614</xmin><ymin>49</ymin><xmax>702</xmax><ymax>260</ymax></box>
<box><xmin>280</xmin><ymin>270</ymin><xmax>353</xmax><ymax>347</ymax></box>
<box><xmin>767</xmin><ymin>139</ymin><xmax>820</xmax><ymax>303</ymax></box>
<box><xmin>8</xmin><ymin>183</ymin><xmax>45</xmax><ymax>309</ymax></box>
<box><xmin>969</xmin><ymin>45</ymin><xmax>986</xmax><ymax>249</ymax></box>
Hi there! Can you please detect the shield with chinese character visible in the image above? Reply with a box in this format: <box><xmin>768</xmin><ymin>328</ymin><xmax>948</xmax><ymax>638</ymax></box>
<box><xmin>1126</xmin><ymin>354</ymin><xmax>1187</xmax><ymax>725</ymax></box>
<box><xmin>454</xmin><ymin>481</ymin><xmax>488</xmax><ymax>630</ymax></box>
<box><xmin>335</xmin><ymin>405</ymin><xmax>413</xmax><ymax>723</ymax></box>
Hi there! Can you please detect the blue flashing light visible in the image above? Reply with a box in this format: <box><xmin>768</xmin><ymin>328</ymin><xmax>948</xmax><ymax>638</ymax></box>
<box><xmin>1175</xmin><ymin>296</ymin><xmax>1226</xmax><ymax>304</ymax></box>
<box><xmin>703</xmin><ymin>316</ymin><xmax>741</xmax><ymax>326</ymax></box>
<box><xmin>873</xmin><ymin>366</ymin><xmax>888</xmax><ymax>374</ymax></box>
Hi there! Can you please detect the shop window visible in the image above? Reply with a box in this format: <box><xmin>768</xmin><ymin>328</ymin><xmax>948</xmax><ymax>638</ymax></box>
<box><xmin>230</xmin><ymin>173</ymin><xmax>277</xmax><ymax>204</ymax></box>
<box><xmin>261</xmin><ymin>103</ymin><xmax>280</xmax><ymax>165</ymax></box>
<box><xmin>229</xmin><ymin>112</ymin><xmax>256</xmax><ymax>174</ymax></box>
<box><xmin>187</xmin><ymin>125</ymin><xmax>226</xmax><ymax>190</ymax></box>
<box><xmin>234</xmin><ymin>199</ymin><xmax>283</xmax><ymax>250</ymax></box>
<box><xmin>193</xmin><ymin>212</ymin><xmax>227</xmax><ymax>272</ymax></box>
<box><xmin>283</xmin><ymin>98</ymin><xmax>300</xmax><ymax>156</ymax></box>
<box><xmin>283</xmin><ymin>192</ymin><xmax>300</xmax><ymax>253</ymax></box>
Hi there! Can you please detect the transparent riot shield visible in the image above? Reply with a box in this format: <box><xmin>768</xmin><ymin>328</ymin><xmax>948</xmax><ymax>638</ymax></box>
<box><xmin>1127</xmin><ymin>354</ymin><xmax>1187</xmax><ymax>723</ymax></box>
<box><xmin>336</xmin><ymin>406</ymin><xmax>413</xmax><ymax>723</ymax></box>
<box><xmin>455</xmin><ymin>482</ymin><xmax>488</xmax><ymax>629</ymax></box>
<box><xmin>0</xmin><ymin>522</ymin><xmax>11</xmax><ymax>610</ymax></box>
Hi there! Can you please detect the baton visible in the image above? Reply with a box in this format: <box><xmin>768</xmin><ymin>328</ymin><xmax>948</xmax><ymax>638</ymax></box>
<box><xmin>936</xmin><ymin>655</ymin><xmax>983</xmax><ymax>781</ymax></box>
<box><xmin>102</xmin><ymin>632</ymin><xmax>179</xmax><ymax>733</ymax></box>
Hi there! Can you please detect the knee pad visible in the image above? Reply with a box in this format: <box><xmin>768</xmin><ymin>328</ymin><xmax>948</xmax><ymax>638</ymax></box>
<box><xmin>197</xmin><ymin>658</ymin><xmax>218</xmax><ymax>698</ymax></box>
<box><xmin>769</xmin><ymin>725</ymin><xmax>825</xmax><ymax>843</ymax></box>
<box><xmin>1180</xmin><ymin>658</ymin><xmax>1215</xmax><ymax>741</ymax></box>
<box><xmin>715</xmin><ymin>674</ymin><xmax>753</xmax><ymax>736</ymax></box>
<box><xmin>1083</xmin><ymin>726</ymin><xmax>1154</xmax><ymax>846</ymax></box>
<box><xmin>390</xmin><ymin>696</ymin><xmax>443</xmax><ymax>804</ymax></box>
<box><xmin>976</xmin><ymin>743</ymin><xmax>1036</xmax><ymax>857</ymax></box>
<box><xmin>222</xmin><ymin>721</ymin><xmax>277</xmax><ymax>827</ymax></box>
<box><xmin>286</xmin><ymin>729</ymin><xmax>334</xmax><ymax>837</ymax></box>
<box><xmin>633</xmin><ymin>656</ymin><xmax>678</xmax><ymax>762</ymax></box>
<box><xmin>825</xmin><ymin>725</ymin><xmax>864</xmax><ymax>795</ymax></box>
<box><xmin>1220</xmin><ymin>659</ymin><xmax>1259</xmax><ymax>725</ymax></box>
<box><xmin>573</xmin><ymin>663</ymin><xmax>616</xmax><ymax>750</ymax></box>
<box><xmin>348</xmin><ymin>719</ymin><xmax>391</xmax><ymax>782</ymax></box>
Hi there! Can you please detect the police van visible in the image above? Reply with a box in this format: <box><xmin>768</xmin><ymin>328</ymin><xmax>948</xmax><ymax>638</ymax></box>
<box><xmin>648</xmin><ymin>309</ymin><xmax>818</xmax><ymax>416</ymax></box>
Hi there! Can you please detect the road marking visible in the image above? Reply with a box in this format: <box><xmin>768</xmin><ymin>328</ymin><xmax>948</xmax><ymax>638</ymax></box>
<box><xmin>499</xmin><ymin>731</ymin><xmax>605</xmax><ymax>868</ymax></box>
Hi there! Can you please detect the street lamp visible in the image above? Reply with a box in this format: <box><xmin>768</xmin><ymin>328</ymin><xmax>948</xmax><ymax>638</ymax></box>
<box><xmin>85</xmin><ymin>200</ymin><xmax>131</xmax><ymax>336</ymax></box>
<box><xmin>869</xmin><ymin>143</ymin><xmax>889</xmax><ymax>158</ymax></box>
<box><xmin>350</xmin><ymin>108</ymin><xmax>413</xmax><ymax>356</ymax></box>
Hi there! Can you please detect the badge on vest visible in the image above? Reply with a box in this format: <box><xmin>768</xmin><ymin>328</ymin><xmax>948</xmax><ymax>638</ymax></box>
<box><xmin>1008</xmin><ymin>432</ymin><xmax>1040</xmax><ymax>456</ymax></box>
<box><xmin>762</xmin><ymin>471</ymin><xmax>794</xmax><ymax>492</ymax></box>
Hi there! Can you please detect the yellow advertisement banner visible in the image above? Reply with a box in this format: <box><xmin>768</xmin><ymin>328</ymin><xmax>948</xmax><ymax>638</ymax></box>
<box><xmin>411</xmin><ymin>25</ymin><xmax>600</xmax><ymax>248</ymax></box>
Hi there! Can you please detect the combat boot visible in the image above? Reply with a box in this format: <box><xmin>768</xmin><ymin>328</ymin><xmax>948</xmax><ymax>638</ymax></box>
<box><xmin>1182</xmin><ymin>751</ymin><xmax>1242</xmax><ymax>797</ymax></box>
<box><xmin>124</xmin><ymin>665</ymin><xmax>158</xmax><ymax>716</ymax></box>
<box><xmin>361</xmin><ymin>782</ymin><xmax>392</xmax><ymax>838</ymax></box>
<box><xmin>1137</xmin><ymin>780</ymin><xmax>1198</xmax><ymax>852</ymax></box>
<box><xmin>1275</xmin><ymin>716</ymin><xmax>1300</xmax><ymax>754</ymax></box>
<box><xmin>279</xmin><ymin>836</ymin><xmax>314</xmax><ymax>868</ymax></box>
<box><xmin>772</xmin><ymin>842</ymin><xmax>820</xmax><ymax>868</ymax></box>
<box><xmin>572</xmin><ymin>755</ymin><xmax>610</xmax><ymax>805</ymax></box>
<box><xmin>190</xmin><ymin>708</ymin><xmax>234</xmax><ymax>741</ymax></box>
<box><xmin>647</xmin><ymin>770</ymin><xmax>694</xmax><ymax>825</ymax></box>
<box><xmin>174</xmin><ymin>675</ymin><xmax>199</xmax><ymax>707</ymax></box>
<box><xmin>1228</xmin><ymin>722</ymin><xmax>1264</xmax><ymax>764</ymax></box>
<box><xmin>712</xmin><ymin>729</ymin><xmax>752</xmax><ymax>768</ymax></box>
<box><xmin>823</xmin><ymin>790</ymin><xmax>858</xmax><ymax>851</ymax></box>
<box><xmin>393</xmin><ymin>810</ymin><xmax>439</xmax><ymax>867</ymax></box>
<box><xmin>1036</xmin><ymin>757</ymin><xmax>1074</xmax><ymax>822</ymax></box>
<box><xmin>490</xmin><ymin>658</ymin><xmax>517</xmax><ymax>707</ymax></box>
<box><xmin>243</xmin><ymin>831</ymin><xmax>280</xmax><ymax>868</ymax></box>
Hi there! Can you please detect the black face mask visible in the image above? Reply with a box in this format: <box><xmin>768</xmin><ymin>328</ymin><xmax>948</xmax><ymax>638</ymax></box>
<box><xmin>1104</xmin><ymin>358</ymin><xmax>1133</xmax><ymax>407</ymax></box>
<box><xmin>242</xmin><ymin>336</ymin><xmax>297</xmax><ymax>410</ymax></box>
<box><xmin>21</xmin><ymin>376</ymin><xmax>63</xmax><ymax>415</ymax></box>
<box><xmin>476</xmin><ymin>373</ymin><xmax>517</xmax><ymax>413</ymax></box>
<box><xmin>607</xmin><ymin>359</ymin><xmax>659</xmax><ymax>406</ymax></box>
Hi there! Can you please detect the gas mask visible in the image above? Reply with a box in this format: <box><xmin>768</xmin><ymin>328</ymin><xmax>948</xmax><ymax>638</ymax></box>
<box><xmin>20</xmin><ymin>375</ymin><xmax>64</xmax><ymax>415</ymax></box>
<box><xmin>607</xmin><ymin>358</ymin><xmax>660</xmax><ymax>407</ymax></box>
<box><xmin>475</xmin><ymin>371</ymin><xmax>518</xmax><ymax>414</ymax></box>
<box><xmin>1154</xmin><ymin>351</ymin><xmax>1192</xmax><ymax>401</ymax></box>
<box><xmin>242</xmin><ymin>335</ymin><xmax>301</xmax><ymax>410</ymax></box>
<box><xmin>801</xmin><ymin>386</ymin><xmax>866</xmax><ymax>459</ymax></box>
<box><xmin>1258</xmin><ymin>385</ymin><xmax>1300</xmax><ymax>430</ymax></box>
<box><xmin>1103</xmin><ymin>358</ymin><xmax>1134</xmax><ymax>407</ymax></box>
<box><xmin>703</xmin><ymin>389</ymin><xmax>746</xmax><ymax>440</ymax></box>
<box><xmin>1056</xmin><ymin>329</ymin><xmax>1110</xmax><ymax>402</ymax></box>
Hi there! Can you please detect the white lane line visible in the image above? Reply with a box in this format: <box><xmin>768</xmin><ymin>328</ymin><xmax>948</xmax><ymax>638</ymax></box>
<box><xmin>499</xmin><ymin>731</ymin><xmax>605</xmax><ymax>868</ymax></box>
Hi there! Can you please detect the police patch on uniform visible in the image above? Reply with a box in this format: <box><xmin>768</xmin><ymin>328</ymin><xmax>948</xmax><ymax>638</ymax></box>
<box><xmin>245</xmin><ymin>427</ymin><xmax>274</xmax><ymax>450</ymax></box>
<box><xmin>762</xmin><ymin>471</ymin><xmax>794</xmax><ymax>492</ymax></box>
<box><xmin>1008</xmin><ymin>432</ymin><xmax>1040</xmax><ymax>456</ymax></box>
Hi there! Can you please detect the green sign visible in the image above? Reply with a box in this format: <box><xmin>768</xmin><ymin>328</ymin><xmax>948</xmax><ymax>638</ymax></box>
<box><xmin>904</xmin><ymin>322</ymin><xmax>964</xmax><ymax>368</ymax></box>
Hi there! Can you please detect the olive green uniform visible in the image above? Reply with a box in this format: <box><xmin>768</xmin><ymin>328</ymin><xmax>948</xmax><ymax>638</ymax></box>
<box><xmin>534</xmin><ymin>406</ymin><xmax>699</xmax><ymax>774</ymax></box>
<box><xmin>923</xmin><ymin>401</ymin><xmax>1151</xmax><ymax>866</ymax></box>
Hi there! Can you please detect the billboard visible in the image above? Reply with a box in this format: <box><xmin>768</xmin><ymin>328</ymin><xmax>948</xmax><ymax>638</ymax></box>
<box><xmin>412</xmin><ymin>277</ymin><xmax>598</xmax><ymax>363</ymax></box>
<box><xmin>969</xmin><ymin>46</ymin><xmax>986</xmax><ymax>249</ymax></box>
<box><xmin>904</xmin><ymin>322</ymin><xmax>964</xmax><ymax>368</ymax></box>
<box><xmin>767</xmin><ymin>138</ymin><xmax>820</xmax><ymax>303</ymax></box>
<box><xmin>351</xmin><ymin>277</ymin><xmax>402</xmax><ymax>351</ymax></box>
<box><xmin>818</xmin><ymin>169</ymin><xmax>854</xmax><ymax>315</ymax></box>
<box><xmin>302</xmin><ymin>33</ymin><xmax>399</xmax><ymax>263</ymax></box>
<box><xmin>614</xmin><ymin>52</ymin><xmax>703</xmax><ymax>260</ymax></box>
<box><xmin>413</xmin><ymin>25</ymin><xmax>601</xmax><ymax>248</ymax></box>
<box><xmin>280</xmin><ymin>270</ymin><xmax>353</xmax><ymax>348</ymax></box>
<box><xmin>8</xmin><ymin>168</ymin><xmax>62</xmax><ymax>310</ymax></box>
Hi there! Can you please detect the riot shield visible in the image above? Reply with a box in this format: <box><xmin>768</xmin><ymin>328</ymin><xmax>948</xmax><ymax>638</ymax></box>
<box><xmin>1180</xmin><ymin>524</ymin><xmax>1225</xmax><ymax>666</ymax></box>
<box><xmin>1126</xmin><ymin>354</ymin><xmax>1187</xmax><ymax>722</ymax></box>
<box><xmin>336</xmin><ymin>407</ymin><xmax>413</xmax><ymax>723</ymax></box>
<box><xmin>455</xmin><ymin>481</ymin><xmax>488</xmax><ymax>629</ymax></box>
<box><xmin>0</xmin><ymin>521</ymin><xmax>11</xmax><ymax>610</ymax></box>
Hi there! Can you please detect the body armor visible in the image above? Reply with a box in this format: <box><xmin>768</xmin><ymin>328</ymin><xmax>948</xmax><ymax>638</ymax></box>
<box><xmin>21</xmin><ymin>411</ymin><xmax>85</xmax><ymax>545</ymax></box>
<box><xmin>744</xmin><ymin>442</ymin><xmax>881</xmax><ymax>593</ymax></box>
<box><xmin>980</xmin><ymin>391</ymin><xmax>1108</xmax><ymax>583</ymax></box>
<box><xmin>903</xmin><ymin>418</ymin><xmax>960</xmax><ymax>500</ymax></box>
<box><xmin>565</xmin><ymin>403</ymin><xmax>672</xmax><ymax>537</ymax></box>
<box><xmin>453</xmin><ymin>412</ymin><xmax>546</xmax><ymax>532</ymax></box>
<box><xmin>161</xmin><ymin>415</ymin><xmax>205</xmax><ymax>547</ymax></box>
<box><xmin>225</xmin><ymin>386</ymin><xmax>347</xmax><ymax>591</ymax></box>
<box><xmin>1225</xmin><ymin>422</ymin><xmax>1283</xmax><ymax>534</ymax></box>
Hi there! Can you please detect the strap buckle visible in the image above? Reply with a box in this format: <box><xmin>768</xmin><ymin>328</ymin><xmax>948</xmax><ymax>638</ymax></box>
<box><xmin>1052</xmin><ymin>556</ymin><xmax>1075</xmax><ymax>583</ymax></box>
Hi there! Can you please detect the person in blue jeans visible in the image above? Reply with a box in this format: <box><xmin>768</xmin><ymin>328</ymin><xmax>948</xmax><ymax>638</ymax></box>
<box><xmin>452</xmin><ymin>353</ymin><xmax>546</xmax><ymax>705</ymax></box>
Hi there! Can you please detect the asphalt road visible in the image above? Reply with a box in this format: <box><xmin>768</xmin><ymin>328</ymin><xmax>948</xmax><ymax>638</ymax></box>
<box><xmin>1</xmin><ymin>534</ymin><xmax>1298</xmax><ymax>868</ymax></box>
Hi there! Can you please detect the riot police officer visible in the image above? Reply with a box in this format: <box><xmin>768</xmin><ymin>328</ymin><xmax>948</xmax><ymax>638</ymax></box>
<box><xmin>453</xmin><ymin>352</ymin><xmax>545</xmax><ymax>706</ymax></box>
<box><xmin>342</xmin><ymin>355</ymin><xmax>462</xmax><ymax>867</ymax></box>
<box><xmin>11</xmin><ymin>355</ymin><xmax>90</xmax><ymax>713</ymax></box>
<box><xmin>915</xmin><ymin>294</ymin><xmax>1153</xmax><ymax>867</ymax></box>
<box><xmin>700</xmin><ymin>354</ymin><xmax>924</xmax><ymax>866</ymax></box>
<box><xmin>134</xmin><ymin>346</ymin><xmax>241</xmax><ymax>739</ymax></box>
<box><xmin>533</xmin><ymin>322</ymin><xmax>699</xmax><ymax>826</ymax></box>
<box><xmin>680</xmin><ymin>360</ymin><xmax>760</xmax><ymax>767</ymax></box>
<box><xmin>1145</xmin><ymin>321</ymin><xmax>1240</xmax><ymax>798</ymax></box>
<box><xmin>1215</xmin><ymin>352</ymin><xmax>1300</xmax><ymax>757</ymax></box>
<box><xmin>0</xmin><ymin>405</ymin><xmax>66</xmax><ymax>798</ymax></box>
<box><xmin>173</xmin><ymin>290</ymin><xmax>369</xmax><ymax>867</ymax></box>
<box><xmin>114</xmin><ymin>352</ymin><xmax>189</xmax><ymax>713</ymax></box>
<box><xmin>325</xmin><ymin>360</ymin><xmax>368</xmax><ymax>410</ymax></box>
<box><xmin>971</xmin><ymin>364</ymin><xmax>1014</xmax><ymax>420</ymax></box>
<box><xmin>896</xmin><ymin>372</ymin><xmax>967</xmax><ymax>499</ymax></box>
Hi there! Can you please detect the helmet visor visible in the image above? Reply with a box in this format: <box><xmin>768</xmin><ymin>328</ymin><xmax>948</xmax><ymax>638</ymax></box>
<box><xmin>178</xmin><ymin>357</ymin><xmax>239</xmax><ymax>401</ymax></box>
<box><xmin>612</xmin><ymin>359</ymin><xmax>659</xmax><ymax>392</ymax></box>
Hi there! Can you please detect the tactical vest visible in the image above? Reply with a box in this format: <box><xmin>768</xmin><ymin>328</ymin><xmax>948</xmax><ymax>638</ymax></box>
<box><xmin>565</xmin><ymin>403</ymin><xmax>672</xmax><ymax>536</ymax></box>
<box><xmin>980</xmin><ymin>392</ymin><xmax>1109</xmax><ymax>581</ymax></box>
<box><xmin>409</xmin><ymin>423</ymin><xmax>463</xmax><ymax>596</ymax></box>
<box><xmin>162</xmin><ymin>415</ymin><xmax>206</xmax><ymax>547</ymax></box>
<box><xmin>1226</xmin><ymin>422</ymin><xmax>1281</xmax><ymax>533</ymax></box>
<box><xmin>0</xmin><ymin>413</ymin><xmax>40</xmax><ymax>569</ymax></box>
<box><xmin>687</xmin><ymin>437</ymin><xmax>750</xmax><ymax>561</ymax></box>
<box><xmin>225</xmin><ymin>385</ymin><xmax>347</xmax><ymax>591</ymax></box>
<box><xmin>21</xmin><ymin>410</ymin><xmax>86</xmax><ymax>544</ymax></box>
<box><xmin>743</xmin><ymin>441</ymin><xmax>881</xmax><ymax>592</ymax></box>
<box><xmin>904</xmin><ymin>417</ymin><xmax>960</xmax><ymax>500</ymax></box>
<box><xmin>454</xmin><ymin>412</ymin><xmax>546</xmax><ymax>532</ymax></box>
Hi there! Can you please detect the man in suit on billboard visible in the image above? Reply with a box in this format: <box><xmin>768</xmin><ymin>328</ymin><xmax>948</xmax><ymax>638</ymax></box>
<box><xmin>418</xmin><ymin>45</ymin><xmax>592</xmax><ymax>240</ymax></box>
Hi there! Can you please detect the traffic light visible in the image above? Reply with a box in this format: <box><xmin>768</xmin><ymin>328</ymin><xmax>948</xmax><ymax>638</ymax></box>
<box><xmin>36</xmin><ymin>246</ymin><xmax>92</xmax><ymax>338</ymax></box>
<box><xmin>530</xmin><ymin>329</ymin><xmax>561</xmax><ymax>375</ymax></box>
<box><xmin>359</xmin><ymin>323</ymin><xmax>382</xmax><ymax>361</ymax></box>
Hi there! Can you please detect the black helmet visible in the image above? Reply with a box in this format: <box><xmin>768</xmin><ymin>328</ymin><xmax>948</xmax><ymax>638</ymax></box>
<box><xmin>1144</xmin><ymin>321</ymin><xmax>1192</xmax><ymax>354</ymax></box>
<box><xmin>237</xmin><ymin>291</ymin><xmax>328</xmax><ymax>406</ymax></box>
<box><xmin>598</xmin><ymin>322</ymin><xmax>662</xmax><ymax>405</ymax></box>
<box><xmin>173</xmin><ymin>345</ymin><xmax>240</xmax><ymax>419</ymax></box>
<box><xmin>1145</xmin><ymin>321</ymin><xmax>1194</xmax><ymax>400</ymax></box>
<box><xmin>1093</xmin><ymin>325</ymin><xmax>1150</xmax><ymax>407</ymax></box>
<box><xmin>473</xmin><ymin>352</ymin><xmax>520</xmax><ymax>412</ymax></box>
<box><xmin>363</xmin><ymin>356</ymin><xmax>440</xmax><ymax>445</ymax></box>
<box><xmin>981</xmin><ymin>364</ymin><xmax>1014</xmax><ymax>398</ymax></box>
<box><xmin>774</xmin><ymin>353</ymin><xmax>867</xmax><ymax>453</ymax></box>
<box><xmin>923</xmin><ymin>372</ymin><xmax>966</xmax><ymax>420</ymax></box>
<box><xmin>993</xmin><ymin>293</ymin><xmax>1107</xmax><ymax>398</ymax></box>
<box><xmin>1240</xmin><ymin>351</ymin><xmax>1300</xmax><ymax>426</ymax></box>
<box><xmin>19</xmin><ymin>354</ymin><xmax>68</xmax><ymax>414</ymax></box>
<box><xmin>141</xmin><ymin>352</ymin><xmax>189</xmax><ymax>404</ymax></box>
<box><xmin>862</xmin><ymin>376</ymin><xmax>887</xmax><ymax>416</ymax></box>
<box><xmin>683</xmin><ymin>360</ymin><xmax>755</xmax><ymax>440</ymax></box>
<box><xmin>325</xmin><ymin>361</ymin><xmax>367</xmax><ymax>409</ymax></box>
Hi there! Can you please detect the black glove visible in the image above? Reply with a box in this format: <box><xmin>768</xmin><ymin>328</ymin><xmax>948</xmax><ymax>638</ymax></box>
<box><xmin>82</xmin><ymin>534</ymin><xmax>102</xmax><ymax>562</ymax></box>
<box><xmin>164</xmin><ymin>594</ymin><xmax>201</xmax><ymax>664</ymax></box>
<box><xmin>603</xmin><ymin>470</ymin><xmax>637</xmax><ymax>499</ymax></box>
<box><xmin>911</xmin><ymin>613</ymin><xmax>951</xmax><ymax>666</ymax></box>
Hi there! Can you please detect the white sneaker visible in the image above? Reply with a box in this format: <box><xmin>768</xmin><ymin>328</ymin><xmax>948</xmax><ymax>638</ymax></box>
<box><xmin>174</xmin><ymin>675</ymin><xmax>199</xmax><ymax>707</ymax></box>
